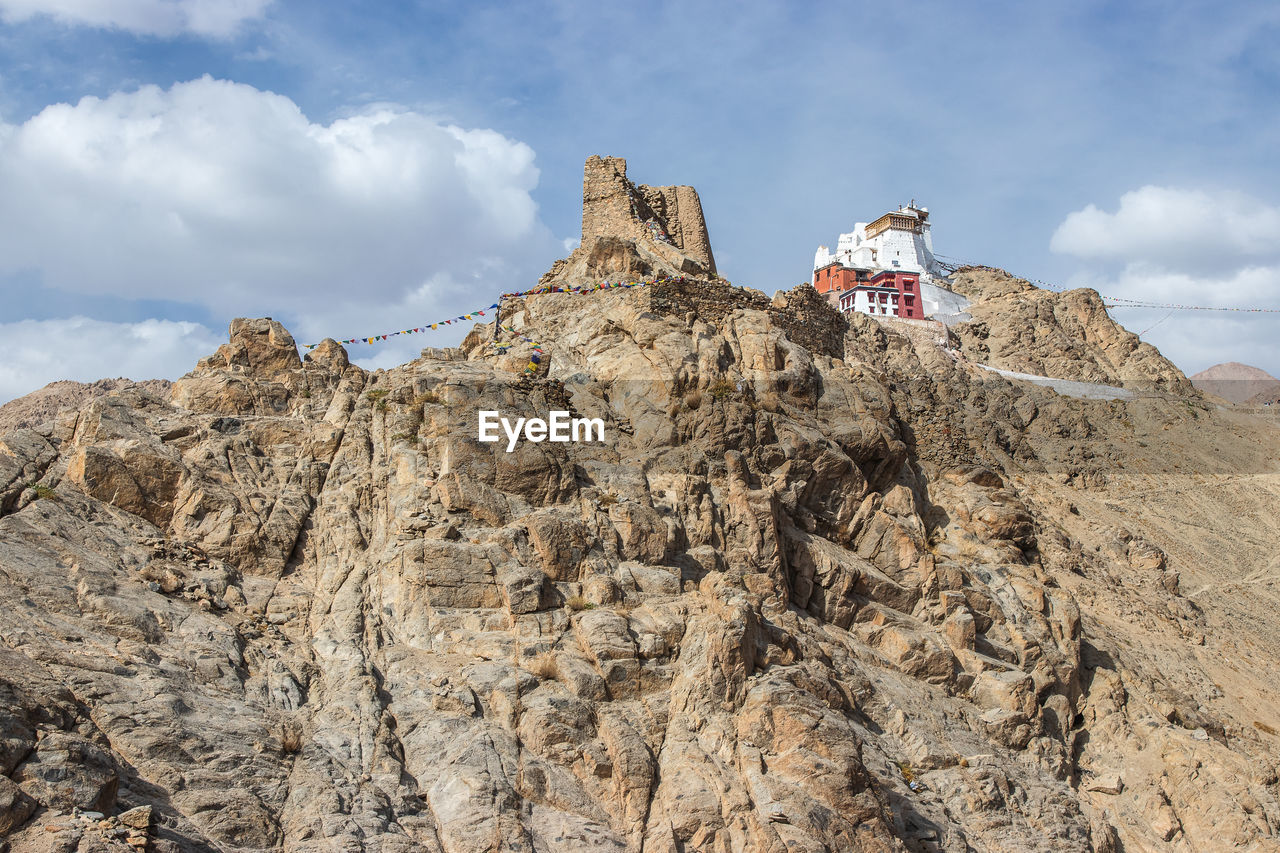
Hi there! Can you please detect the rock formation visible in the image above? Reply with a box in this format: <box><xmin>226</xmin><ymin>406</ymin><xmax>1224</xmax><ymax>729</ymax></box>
<box><xmin>0</xmin><ymin>378</ymin><xmax>173</xmax><ymax>434</ymax></box>
<box><xmin>2</xmin><ymin>171</ymin><xmax>1280</xmax><ymax>852</ymax></box>
<box><xmin>949</xmin><ymin>267</ymin><xmax>1192</xmax><ymax>393</ymax></box>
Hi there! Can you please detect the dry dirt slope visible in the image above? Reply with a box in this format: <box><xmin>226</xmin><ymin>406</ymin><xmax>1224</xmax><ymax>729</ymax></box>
<box><xmin>0</xmin><ymin>275</ymin><xmax>1278</xmax><ymax>852</ymax></box>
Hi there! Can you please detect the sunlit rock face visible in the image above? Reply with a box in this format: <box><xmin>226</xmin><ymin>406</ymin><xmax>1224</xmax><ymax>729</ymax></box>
<box><xmin>0</xmin><ymin>168</ymin><xmax>1277</xmax><ymax>852</ymax></box>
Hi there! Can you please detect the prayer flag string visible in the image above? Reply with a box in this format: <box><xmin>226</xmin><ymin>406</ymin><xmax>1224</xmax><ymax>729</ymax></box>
<box><xmin>1101</xmin><ymin>297</ymin><xmax>1280</xmax><ymax>313</ymax></box>
<box><xmin>301</xmin><ymin>303</ymin><xmax>499</xmax><ymax>349</ymax></box>
<box><xmin>943</xmin><ymin>263</ymin><xmax>1280</xmax><ymax>314</ymax></box>
<box><xmin>300</xmin><ymin>274</ymin><xmax>684</xmax><ymax>350</ymax></box>
<box><xmin>494</xmin><ymin>326</ymin><xmax>545</xmax><ymax>374</ymax></box>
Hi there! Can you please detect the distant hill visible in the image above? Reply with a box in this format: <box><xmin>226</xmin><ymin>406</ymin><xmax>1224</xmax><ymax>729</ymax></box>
<box><xmin>1190</xmin><ymin>361</ymin><xmax>1280</xmax><ymax>403</ymax></box>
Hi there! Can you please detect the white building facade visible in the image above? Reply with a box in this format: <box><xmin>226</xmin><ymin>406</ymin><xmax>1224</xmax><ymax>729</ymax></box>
<box><xmin>814</xmin><ymin>203</ymin><xmax>968</xmax><ymax>321</ymax></box>
<box><xmin>813</xmin><ymin>203</ymin><xmax>943</xmax><ymax>279</ymax></box>
<box><xmin>839</xmin><ymin>286</ymin><xmax>901</xmax><ymax>317</ymax></box>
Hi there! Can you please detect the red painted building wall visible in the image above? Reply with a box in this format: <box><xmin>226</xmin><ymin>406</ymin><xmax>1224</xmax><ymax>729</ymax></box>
<box><xmin>871</xmin><ymin>271</ymin><xmax>924</xmax><ymax>319</ymax></box>
<box><xmin>813</xmin><ymin>263</ymin><xmax>870</xmax><ymax>294</ymax></box>
<box><xmin>813</xmin><ymin>263</ymin><xmax>925</xmax><ymax>319</ymax></box>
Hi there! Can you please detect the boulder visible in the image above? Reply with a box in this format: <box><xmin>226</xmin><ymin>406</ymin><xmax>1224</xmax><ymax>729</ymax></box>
<box><xmin>14</xmin><ymin>732</ymin><xmax>119</xmax><ymax>813</ymax></box>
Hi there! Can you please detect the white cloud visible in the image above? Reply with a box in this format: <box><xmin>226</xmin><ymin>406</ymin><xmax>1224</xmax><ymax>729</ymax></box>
<box><xmin>0</xmin><ymin>76</ymin><xmax>564</xmax><ymax>403</ymax></box>
<box><xmin>0</xmin><ymin>0</ymin><xmax>271</xmax><ymax>37</ymax></box>
<box><xmin>0</xmin><ymin>76</ymin><xmax>558</xmax><ymax>314</ymax></box>
<box><xmin>1068</xmin><ymin>262</ymin><xmax>1280</xmax><ymax>308</ymax></box>
<box><xmin>1054</xmin><ymin>187</ymin><xmax>1280</xmax><ymax>377</ymax></box>
<box><xmin>0</xmin><ymin>317</ymin><xmax>223</xmax><ymax>402</ymax></box>
<box><xmin>1050</xmin><ymin>186</ymin><xmax>1280</xmax><ymax>267</ymax></box>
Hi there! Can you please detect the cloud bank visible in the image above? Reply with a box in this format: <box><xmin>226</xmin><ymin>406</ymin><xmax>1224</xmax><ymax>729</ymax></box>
<box><xmin>1053</xmin><ymin>186</ymin><xmax>1280</xmax><ymax>376</ymax></box>
<box><xmin>0</xmin><ymin>0</ymin><xmax>271</xmax><ymax>37</ymax></box>
<box><xmin>0</xmin><ymin>76</ymin><xmax>562</xmax><ymax>403</ymax></box>
<box><xmin>0</xmin><ymin>317</ymin><xmax>223</xmax><ymax>402</ymax></box>
<box><xmin>0</xmin><ymin>76</ymin><xmax>553</xmax><ymax>314</ymax></box>
<box><xmin>1051</xmin><ymin>186</ymin><xmax>1280</xmax><ymax>268</ymax></box>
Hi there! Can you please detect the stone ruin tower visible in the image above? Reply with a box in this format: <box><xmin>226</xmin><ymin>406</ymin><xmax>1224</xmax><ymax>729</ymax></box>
<box><xmin>539</xmin><ymin>155</ymin><xmax>717</xmax><ymax>288</ymax></box>
<box><xmin>581</xmin><ymin>156</ymin><xmax>716</xmax><ymax>273</ymax></box>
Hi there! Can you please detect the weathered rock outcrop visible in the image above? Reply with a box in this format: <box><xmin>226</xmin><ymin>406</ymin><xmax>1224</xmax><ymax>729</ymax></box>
<box><xmin>0</xmin><ymin>377</ymin><xmax>173</xmax><ymax>434</ymax></box>
<box><xmin>2</xmin><ymin>164</ymin><xmax>1280</xmax><ymax>852</ymax></box>
<box><xmin>949</xmin><ymin>267</ymin><xmax>1192</xmax><ymax>393</ymax></box>
<box><xmin>1</xmin><ymin>276</ymin><xmax>1278</xmax><ymax>851</ymax></box>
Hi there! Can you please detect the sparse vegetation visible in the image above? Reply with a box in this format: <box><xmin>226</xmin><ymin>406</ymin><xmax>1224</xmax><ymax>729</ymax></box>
<box><xmin>897</xmin><ymin>760</ymin><xmax>916</xmax><ymax>784</ymax></box>
<box><xmin>299</xmin><ymin>388</ymin><xmax>312</xmax><ymax>399</ymax></box>
<box><xmin>26</xmin><ymin>482</ymin><xmax>58</xmax><ymax>501</ymax></box>
<box><xmin>566</xmin><ymin>595</ymin><xmax>595</xmax><ymax>612</ymax></box>
<box><xmin>597</xmin><ymin>491</ymin><xmax>619</xmax><ymax>508</ymax></box>
<box><xmin>390</xmin><ymin>432</ymin><xmax>415</xmax><ymax>444</ymax></box>
<box><xmin>683</xmin><ymin>389</ymin><xmax>703</xmax><ymax>410</ymax></box>
<box><xmin>366</xmin><ymin>389</ymin><xmax>389</xmax><ymax>401</ymax></box>
<box><xmin>707</xmin><ymin>378</ymin><xmax>736</xmax><ymax>400</ymax></box>
<box><xmin>528</xmin><ymin>652</ymin><xmax>559</xmax><ymax>680</ymax></box>
<box><xmin>415</xmin><ymin>390</ymin><xmax>441</xmax><ymax>406</ymax></box>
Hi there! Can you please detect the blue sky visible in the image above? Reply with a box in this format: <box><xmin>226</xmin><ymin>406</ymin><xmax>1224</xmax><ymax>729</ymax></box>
<box><xmin>1</xmin><ymin>0</ymin><xmax>1278</xmax><ymax>402</ymax></box>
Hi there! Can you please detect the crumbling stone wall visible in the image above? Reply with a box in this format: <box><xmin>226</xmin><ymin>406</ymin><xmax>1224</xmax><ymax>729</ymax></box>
<box><xmin>638</xmin><ymin>185</ymin><xmax>717</xmax><ymax>273</ymax></box>
<box><xmin>648</xmin><ymin>278</ymin><xmax>847</xmax><ymax>359</ymax></box>
<box><xmin>772</xmin><ymin>284</ymin><xmax>850</xmax><ymax>358</ymax></box>
<box><xmin>582</xmin><ymin>156</ymin><xmax>717</xmax><ymax>274</ymax></box>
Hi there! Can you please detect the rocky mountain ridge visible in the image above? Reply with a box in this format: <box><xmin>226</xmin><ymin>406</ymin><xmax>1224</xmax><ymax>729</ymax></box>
<box><xmin>0</xmin><ymin>378</ymin><xmax>173</xmax><ymax>435</ymax></box>
<box><xmin>1</xmin><ymin>159</ymin><xmax>1278</xmax><ymax>852</ymax></box>
<box><xmin>948</xmin><ymin>268</ymin><xmax>1190</xmax><ymax>394</ymax></box>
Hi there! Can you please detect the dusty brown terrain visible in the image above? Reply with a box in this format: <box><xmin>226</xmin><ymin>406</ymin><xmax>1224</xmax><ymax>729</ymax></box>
<box><xmin>1</xmin><ymin>162</ymin><xmax>1278</xmax><ymax>852</ymax></box>
<box><xmin>1247</xmin><ymin>388</ymin><xmax>1280</xmax><ymax>407</ymax></box>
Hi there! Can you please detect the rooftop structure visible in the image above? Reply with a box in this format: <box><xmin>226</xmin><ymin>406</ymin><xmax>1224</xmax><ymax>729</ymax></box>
<box><xmin>813</xmin><ymin>202</ymin><xmax>943</xmax><ymax>279</ymax></box>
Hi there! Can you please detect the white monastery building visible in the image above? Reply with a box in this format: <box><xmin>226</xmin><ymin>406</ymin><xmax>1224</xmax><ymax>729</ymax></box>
<box><xmin>813</xmin><ymin>202</ymin><xmax>942</xmax><ymax>279</ymax></box>
<box><xmin>812</xmin><ymin>203</ymin><xmax>970</xmax><ymax>321</ymax></box>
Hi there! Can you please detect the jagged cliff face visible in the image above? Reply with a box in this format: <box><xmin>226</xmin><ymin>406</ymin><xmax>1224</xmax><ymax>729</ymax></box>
<box><xmin>948</xmin><ymin>268</ymin><xmax>1192</xmax><ymax>393</ymax></box>
<box><xmin>3</xmin><ymin>274</ymin><xmax>1280</xmax><ymax>852</ymax></box>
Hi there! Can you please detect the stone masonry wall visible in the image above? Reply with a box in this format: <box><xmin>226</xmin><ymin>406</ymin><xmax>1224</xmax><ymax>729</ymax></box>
<box><xmin>582</xmin><ymin>155</ymin><xmax>717</xmax><ymax>274</ymax></box>
<box><xmin>648</xmin><ymin>278</ymin><xmax>847</xmax><ymax>359</ymax></box>
<box><xmin>582</xmin><ymin>156</ymin><xmax>644</xmax><ymax>246</ymax></box>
